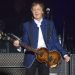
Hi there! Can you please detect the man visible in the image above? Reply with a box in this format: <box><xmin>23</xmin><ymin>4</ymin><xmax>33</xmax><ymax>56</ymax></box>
<box><xmin>14</xmin><ymin>1</ymin><xmax>70</xmax><ymax>75</ymax></box>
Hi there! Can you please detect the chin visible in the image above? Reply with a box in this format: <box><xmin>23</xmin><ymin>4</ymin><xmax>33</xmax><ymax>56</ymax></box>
<box><xmin>34</xmin><ymin>16</ymin><xmax>41</xmax><ymax>19</ymax></box>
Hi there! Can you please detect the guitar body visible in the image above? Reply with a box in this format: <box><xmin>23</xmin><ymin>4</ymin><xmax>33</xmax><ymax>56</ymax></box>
<box><xmin>36</xmin><ymin>47</ymin><xmax>61</xmax><ymax>68</ymax></box>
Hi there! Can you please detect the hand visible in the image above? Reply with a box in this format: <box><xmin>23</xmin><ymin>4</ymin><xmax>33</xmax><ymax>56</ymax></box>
<box><xmin>13</xmin><ymin>40</ymin><xmax>20</xmax><ymax>47</ymax></box>
<box><xmin>64</xmin><ymin>55</ymin><xmax>70</xmax><ymax>62</ymax></box>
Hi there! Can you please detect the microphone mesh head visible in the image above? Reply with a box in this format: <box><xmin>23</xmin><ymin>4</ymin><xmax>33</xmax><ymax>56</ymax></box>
<box><xmin>46</xmin><ymin>8</ymin><xmax>50</xmax><ymax>12</ymax></box>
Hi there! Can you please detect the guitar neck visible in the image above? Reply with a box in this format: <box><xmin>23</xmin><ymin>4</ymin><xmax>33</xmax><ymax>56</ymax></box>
<box><xmin>7</xmin><ymin>34</ymin><xmax>37</xmax><ymax>53</ymax></box>
<box><xmin>20</xmin><ymin>41</ymin><xmax>37</xmax><ymax>53</ymax></box>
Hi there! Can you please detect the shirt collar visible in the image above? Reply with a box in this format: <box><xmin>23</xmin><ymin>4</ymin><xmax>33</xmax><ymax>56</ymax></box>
<box><xmin>34</xmin><ymin>18</ymin><xmax>43</xmax><ymax>27</ymax></box>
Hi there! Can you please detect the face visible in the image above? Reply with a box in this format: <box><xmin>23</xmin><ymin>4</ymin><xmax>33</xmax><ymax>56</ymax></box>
<box><xmin>31</xmin><ymin>4</ymin><xmax>44</xmax><ymax>20</ymax></box>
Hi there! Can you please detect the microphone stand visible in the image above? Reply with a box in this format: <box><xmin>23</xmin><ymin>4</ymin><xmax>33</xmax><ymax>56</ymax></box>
<box><xmin>63</xmin><ymin>20</ymin><xmax>71</xmax><ymax>75</ymax></box>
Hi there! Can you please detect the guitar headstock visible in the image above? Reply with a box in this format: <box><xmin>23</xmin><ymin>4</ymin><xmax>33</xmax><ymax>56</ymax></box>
<box><xmin>0</xmin><ymin>32</ymin><xmax>21</xmax><ymax>41</ymax></box>
<box><xmin>0</xmin><ymin>31</ymin><xmax>7</xmax><ymax>40</ymax></box>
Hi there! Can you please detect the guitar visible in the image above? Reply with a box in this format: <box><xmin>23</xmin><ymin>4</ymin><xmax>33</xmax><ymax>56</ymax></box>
<box><xmin>6</xmin><ymin>33</ymin><xmax>61</xmax><ymax>68</ymax></box>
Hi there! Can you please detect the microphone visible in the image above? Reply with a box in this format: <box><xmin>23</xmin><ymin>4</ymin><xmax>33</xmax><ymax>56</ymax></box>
<box><xmin>46</xmin><ymin>8</ymin><xmax>50</xmax><ymax>14</ymax></box>
<box><xmin>46</xmin><ymin>8</ymin><xmax>50</xmax><ymax>19</ymax></box>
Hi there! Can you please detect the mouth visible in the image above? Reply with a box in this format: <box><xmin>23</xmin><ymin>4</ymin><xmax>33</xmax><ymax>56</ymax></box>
<box><xmin>35</xmin><ymin>14</ymin><xmax>39</xmax><ymax>16</ymax></box>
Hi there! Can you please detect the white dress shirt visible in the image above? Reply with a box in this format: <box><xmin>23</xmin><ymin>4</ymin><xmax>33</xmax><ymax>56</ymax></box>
<box><xmin>34</xmin><ymin>18</ymin><xmax>46</xmax><ymax>48</ymax></box>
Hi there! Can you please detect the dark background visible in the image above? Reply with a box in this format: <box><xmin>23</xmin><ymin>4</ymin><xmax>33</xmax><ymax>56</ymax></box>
<box><xmin>0</xmin><ymin>0</ymin><xmax>75</xmax><ymax>53</ymax></box>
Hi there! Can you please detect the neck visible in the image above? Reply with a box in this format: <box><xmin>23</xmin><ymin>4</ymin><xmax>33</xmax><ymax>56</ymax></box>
<box><xmin>34</xmin><ymin>17</ymin><xmax>43</xmax><ymax>21</ymax></box>
<box><xmin>36</xmin><ymin>19</ymin><xmax>42</xmax><ymax>21</ymax></box>
<box><xmin>34</xmin><ymin>18</ymin><xmax>43</xmax><ymax>22</ymax></box>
